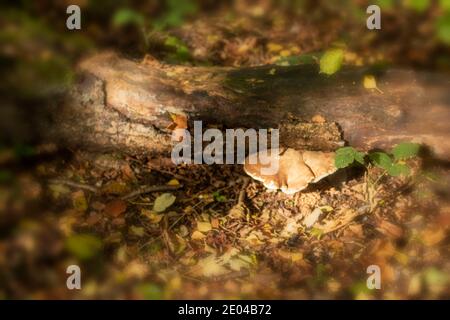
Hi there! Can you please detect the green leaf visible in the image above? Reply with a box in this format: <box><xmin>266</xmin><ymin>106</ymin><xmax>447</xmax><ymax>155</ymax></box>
<box><xmin>164</xmin><ymin>36</ymin><xmax>185</xmax><ymax>48</ymax></box>
<box><xmin>423</xmin><ymin>267</ymin><xmax>448</xmax><ymax>287</ymax></box>
<box><xmin>369</xmin><ymin>152</ymin><xmax>393</xmax><ymax>170</ymax></box>
<box><xmin>153</xmin><ymin>193</ymin><xmax>176</xmax><ymax>213</ymax></box>
<box><xmin>112</xmin><ymin>8</ymin><xmax>145</xmax><ymax>27</ymax></box>
<box><xmin>335</xmin><ymin>147</ymin><xmax>364</xmax><ymax>168</ymax></box>
<box><xmin>153</xmin><ymin>0</ymin><xmax>198</xmax><ymax>30</ymax></box>
<box><xmin>213</xmin><ymin>191</ymin><xmax>227</xmax><ymax>202</ymax></box>
<box><xmin>130</xmin><ymin>226</ymin><xmax>145</xmax><ymax>237</ymax></box>
<box><xmin>392</xmin><ymin>142</ymin><xmax>420</xmax><ymax>160</ymax></box>
<box><xmin>164</xmin><ymin>36</ymin><xmax>191</xmax><ymax>62</ymax></box>
<box><xmin>0</xmin><ymin>170</ymin><xmax>13</xmax><ymax>183</ymax></box>
<box><xmin>440</xmin><ymin>0</ymin><xmax>450</xmax><ymax>11</ymax></box>
<box><xmin>65</xmin><ymin>234</ymin><xmax>102</xmax><ymax>260</ymax></box>
<box><xmin>336</xmin><ymin>147</ymin><xmax>356</xmax><ymax>156</ymax></box>
<box><xmin>388</xmin><ymin>163</ymin><xmax>411</xmax><ymax>177</ymax></box>
<box><xmin>309</xmin><ymin>227</ymin><xmax>324</xmax><ymax>239</ymax></box>
<box><xmin>354</xmin><ymin>151</ymin><xmax>366</xmax><ymax>165</ymax></box>
<box><xmin>436</xmin><ymin>14</ymin><xmax>450</xmax><ymax>45</ymax></box>
<box><xmin>72</xmin><ymin>190</ymin><xmax>88</xmax><ymax>212</ymax></box>
<box><xmin>404</xmin><ymin>0</ymin><xmax>431</xmax><ymax>12</ymax></box>
<box><xmin>320</xmin><ymin>48</ymin><xmax>344</xmax><ymax>75</ymax></box>
<box><xmin>137</xmin><ymin>283</ymin><xmax>163</xmax><ymax>300</ymax></box>
<box><xmin>376</xmin><ymin>0</ymin><xmax>394</xmax><ymax>10</ymax></box>
<box><xmin>14</xmin><ymin>144</ymin><xmax>35</xmax><ymax>157</ymax></box>
<box><xmin>350</xmin><ymin>280</ymin><xmax>372</xmax><ymax>298</ymax></box>
<box><xmin>335</xmin><ymin>154</ymin><xmax>353</xmax><ymax>169</ymax></box>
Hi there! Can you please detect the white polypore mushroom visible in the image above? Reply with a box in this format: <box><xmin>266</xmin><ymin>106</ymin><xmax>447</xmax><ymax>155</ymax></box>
<box><xmin>244</xmin><ymin>148</ymin><xmax>338</xmax><ymax>194</ymax></box>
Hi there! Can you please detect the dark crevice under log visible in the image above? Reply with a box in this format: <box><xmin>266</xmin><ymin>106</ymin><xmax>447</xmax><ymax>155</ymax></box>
<box><xmin>45</xmin><ymin>52</ymin><xmax>450</xmax><ymax>158</ymax></box>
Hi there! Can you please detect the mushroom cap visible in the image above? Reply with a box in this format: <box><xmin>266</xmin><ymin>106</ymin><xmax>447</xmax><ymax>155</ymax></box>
<box><xmin>244</xmin><ymin>148</ymin><xmax>337</xmax><ymax>194</ymax></box>
<box><xmin>302</xmin><ymin>150</ymin><xmax>337</xmax><ymax>182</ymax></box>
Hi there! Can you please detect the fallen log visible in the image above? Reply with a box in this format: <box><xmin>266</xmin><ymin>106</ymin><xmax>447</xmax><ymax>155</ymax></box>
<box><xmin>46</xmin><ymin>52</ymin><xmax>450</xmax><ymax>159</ymax></box>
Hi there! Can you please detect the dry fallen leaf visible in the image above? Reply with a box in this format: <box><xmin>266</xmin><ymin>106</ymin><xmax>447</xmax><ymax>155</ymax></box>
<box><xmin>141</xmin><ymin>209</ymin><xmax>163</xmax><ymax>224</ymax></box>
<box><xmin>168</xmin><ymin>113</ymin><xmax>188</xmax><ymax>142</ymax></box>
<box><xmin>129</xmin><ymin>226</ymin><xmax>145</xmax><ymax>237</ymax></box>
<box><xmin>100</xmin><ymin>181</ymin><xmax>130</xmax><ymax>195</ymax></box>
<box><xmin>312</xmin><ymin>114</ymin><xmax>326</xmax><ymax>123</ymax></box>
<box><xmin>277</xmin><ymin>249</ymin><xmax>303</xmax><ymax>262</ymax></box>
<box><xmin>123</xmin><ymin>260</ymin><xmax>148</xmax><ymax>279</ymax></box>
<box><xmin>153</xmin><ymin>193</ymin><xmax>176</xmax><ymax>213</ymax></box>
<box><xmin>376</xmin><ymin>220</ymin><xmax>403</xmax><ymax>239</ymax></box>
<box><xmin>197</xmin><ymin>221</ymin><xmax>212</xmax><ymax>233</ymax></box>
<box><xmin>72</xmin><ymin>190</ymin><xmax>88</xmax><ymax>212</ymax></box>
<box><xmin>49</xmin><ymin>183</ymin><xmax>70</xmax><ymax>199</ymax></box>
<box><xmin>266</xmin><ymin>42</ymin><xmax>283</xmax><ymax>53</ymax></box>
<box><xmin>317</xmin><ymin>208</ymin><xmax>359</xmax><ymax>234</ymax></box>
<box><xmin>228</xmin><ymin>204</ymin><xmax>247</xmax><ymax>219</ymax></box>
<box><xmin>363</xmin><ymin>75</ymin><xmax>383</xmax><ymax>93</ymax></box>
<box><xmin>421</xmin><ymin>227</ymin><xmax>445</xmax><ymax>246</ymax></box>
<box><xmin>303</xmin><ymin>207</ymin><xmax>323</xmax><ymax>228</ymax></box>
<box><xmin>121</xmin><ymin>164</ymin><xmax>136</xmax><ymax>181</ymax></box>
<box><xmin>244</xmin><ymin>230</ymin><xmax>265</xmax><ymax>246</ymax></box>
<box><xmin>167</xmin><ymin>179</ymin><xmax>180</xmax><ymax>186</ymax></box>
<box><xmin>104</xmin><ymin>199</ymin><xmax>127</xmax><ymax>217</ymax></box>
<box><xmin>211</xmin><ymin>218</ymin><xmax>219</xmax><ymax>229</ymax></box>
<box><xmin>190</xmin><ymin>255</ymin><xmax>228</xmax><ymax>278</ymax></box>
<box><xmin>228</xmin><ymin>255</ymin><xmax>253</xmax><ymax>272</ymax></box>
<box><xmin>191</xmin><ymin>230</ymin><xmax>206</xmax><ymax>240</ymax></box>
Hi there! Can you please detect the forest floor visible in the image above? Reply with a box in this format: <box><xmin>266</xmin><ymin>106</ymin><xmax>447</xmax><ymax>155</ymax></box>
<box><xmin>0</xmin><ymin>3</ymin><xmax>449</xmax><ymax>299</ymax></box>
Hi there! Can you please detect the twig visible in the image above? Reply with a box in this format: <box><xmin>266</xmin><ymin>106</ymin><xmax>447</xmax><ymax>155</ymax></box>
<box><xmin>238</xmin><ymin>177</ymin><xmax>250</xmax><ymax>205</ymax></box>
<box><xmin>168</xmin><ymin>212</ymin><xmax>188</xmax><ymax>230</ymax></box>
<box><xmin>121</xmin><ymin>184</ymin><xmax>182</xmax><ymax>200</ymax></box>
<box><xmin>147</xmin><ymin>165</ymin><xmax>188</xmax><ymax>181</ymax></box>
<box><xmin>48</xmin><ymin>178</ymin><xmax>98</xmax><ymax>193</ymax></box>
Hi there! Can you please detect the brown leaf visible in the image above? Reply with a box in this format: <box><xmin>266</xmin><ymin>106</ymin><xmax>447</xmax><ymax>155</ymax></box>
<box><xmin>121</xmin><ymin>163</ymin><xmax>136</xmax><ymax>181</ymax></box>
<box><xmin>421</xmin><ymin>228</ymin><xmax>445</xmax><ymax>246</ymax></box>
<box><xmin>190</xmin><ymin>255</ymin><xmax>228</xmax><ymax>278</ymax></box>
<box><xmin>104</xmin><ymin>199</ymin><xmax>127</xmax><ymax>217</ymax></box>
<box><xmin>113</xmin><ymin>218</ymin><xmax>126</xmax><ymax>226</ymax></box>
<box><xmin>72</xmin><ymin>190</ymin><xmax>88</xmax><ymax>212</ymax></box>
<box><xmin>86</xmin><ymin>212</ymin><xmax>102</xmax><ymax>226</ymax></box>
<box><xmin>91</xmin><ymin>201</ymin><xmax>105</xmax><ymax>211</ymax></box>
<box><xmin>312</xmin><ymin>114</ymin><xmax>326</xmax><ymax>123</ymax></box>
<box><xmin>170</xmin><ymin>113</ymin><xmax>188</xmax><ymax>129</ymax></box>
<box><xmin>100</xmin><ymin>181</ymin><xmax>130</xmax><ymax>195</ymax></box>
<box><xmin>197</xmin><ymin>221</ymin><xmax>212</xmax><ymax>232</ymax></box>
<box><xmin>376</xmin><ymin>220</ymin><xmax>403</xmax><ymax>239</ymax></box>
<box><xmin>211</xmin><ymin>218</ymin><xmax>219</xmax><ymax>229</ymax></box>
<box><xmin>191</xmin><ymin>230</ymin><xmax>206</xmax><ymax>240</ymax></box>
<box><xmin>169</xmin><ymin>113</ymin><xmax>188</xmax><ymax>142</ymax></box>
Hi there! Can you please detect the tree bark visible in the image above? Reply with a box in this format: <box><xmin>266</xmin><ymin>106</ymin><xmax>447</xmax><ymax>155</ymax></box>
<box><xmin>47</xmin><ymin>52</ymin><xmax>450</xmax><ymax>158</ymax></box>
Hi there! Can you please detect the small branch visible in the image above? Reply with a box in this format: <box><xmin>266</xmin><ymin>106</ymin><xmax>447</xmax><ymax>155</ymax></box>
<box><xmin>48</xmin><ymin>178</ymin><xmax>98</xmax><ymax>193</ymax></box>
<box><xmin>49</xmin><ymin>178</ymin><xmax>183</xmax><ymax>200</ymax></box>
<box><xmin>147</xmin><ymin>165</ymin><xmax>189</xmax><ymax>181</ymax></box>
<box><xmin>121</xmin><ymin>184</ymin><xmax>183</xmax><ymax>200</ymax></box>
<box><xmin>238</xmin><ymin>177</ymin><xmax>250</xmax><ymax>205</ymax></box>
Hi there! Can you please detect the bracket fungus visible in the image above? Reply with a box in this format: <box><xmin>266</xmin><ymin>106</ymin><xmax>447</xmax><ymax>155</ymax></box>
<box><xmin>244</xmin><ymin>148</ymin><xmax>337</xmax><ymax>194</ymax></box>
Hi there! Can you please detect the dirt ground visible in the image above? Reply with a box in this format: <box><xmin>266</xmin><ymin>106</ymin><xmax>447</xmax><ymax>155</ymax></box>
<box><xmin>0</xmin><ymin>1</ymin><xmax>449</xmax><ymax>299</ymax></box>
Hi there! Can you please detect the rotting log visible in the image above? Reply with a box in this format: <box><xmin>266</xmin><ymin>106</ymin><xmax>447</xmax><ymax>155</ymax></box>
<box><xmin>45</xmin><ymin>52</ymin><xmax>450</xmax><ymax>159</ymax></box>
